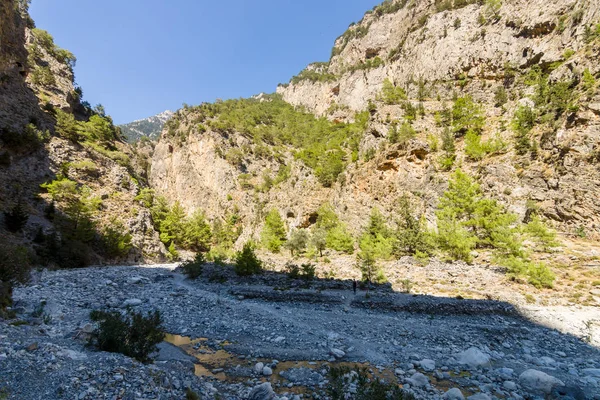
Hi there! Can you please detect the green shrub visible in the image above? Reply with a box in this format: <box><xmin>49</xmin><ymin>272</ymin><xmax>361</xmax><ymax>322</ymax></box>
<box><xmin>185</xmin><ymin>388</ymin><xmax>200</xmax><ymax>400</ymax></box>
<box><xmin>379</xmin><ymin>78</ymin><xmax>407</xmax><ymax>105</ymax></box>
<box><xmin>30</xmin><ymin>66</ymin><xmax>55</xmax><ymax>86</ymax></box>
<box><xmin>327</xmin><ymin>366</ymin><xmax>415</xmax><ymax>400</ymax></box>
<box><xmin>393</xmin><ymin>196</ymin><xmax>432</xmax><ymax>257</ymax></box>
<box><xmin>181</xmin><ymin>253</ymin><xmax>206</xmax><ymax>279</ymax></box>
<box><xmin>182</xmin><ymin>211</ymin><xmax>212</xmax><ymax>252</ymax></box>
<box><xmin>494</xmin><ymin>86</ymin><xmax>508</xmax><ymax>107</ymax></box>
<box><xmin>439</xmin><ymin>127</ymin><xmax>456</xmax><ymax>170</ymax></box>
<box><xmin>89</xmin><ymin>309</ymin><xmax>165</xmax><ymax>363</ymax></box>
<box><xmin>527</xmin><ymin>262</ymin><xmax>555</xmax><ymax>288</ymax></box>
<box><xmin>359</xmin><ymin>208</ymin><xmax>394</xmax><ymax>260</ymax></box>
<box><xmin>452</xmin><ymin>96</ymin><xmax>484</xmax><ymax>135</ymax></box>
<box><xmin>511</xmin><ymin>106</ymin><xmax>535</xmax><ymax>155</ymax></box>
<box><xmin>3</xmin><ymin>203</ymin><xmax>28</xmax><ymax>232</ymax></box>
<box><xmin>316</xmin><ymin>203</ymin><xmax>355</xmax><ymax>253</ymax></box>
<box><xmin>309</xmin><ymin>228</ymin><xmax>328</xmax><ymax>257</ymax></box>
<box><xmin>101</xmin><ymin>220</ymin><xmax>133</xmax><ymax>258</ymax></box>
<box><xmin>524</xmin><ymin>214</ymin><xmax>559</xmax><ymax>251</ymax></box>
<box><xmin>234</xmin><ymin>242</ymin><xmax>263</xmax><ymax>276</ymax></box>
<box><xmin>261</xmin><ymin>209</ymin><xmax>287</xmax><ymax>252</ymax></box>
<box><xmin>285</xmin><ymin>229</ymin><xmax>309</xmax><ymax>256</ymax></box>
<box><xmin>388</xmin><ymin>121</ymin><xmax>415</xmax><ymax>145</ymax></box>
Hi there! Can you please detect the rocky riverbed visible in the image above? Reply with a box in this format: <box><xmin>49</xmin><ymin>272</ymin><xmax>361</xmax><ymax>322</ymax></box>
<box><xmin>1</xmin><ymin>263</ymin><xmax>599</xmax><ymax>399</ymax></box>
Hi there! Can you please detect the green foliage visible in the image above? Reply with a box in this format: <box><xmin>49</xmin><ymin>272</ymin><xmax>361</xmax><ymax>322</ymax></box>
<box><xmin>388</xmin><ymin>121</ymin><xmax>415</xmax><ymax>145</ymax></box>
<box><xmin>359</xmin><ymin>208</ymin><xmax>394</xmax><ymax>260</ymax></box>
<box><xmin>285</xmin><ymin>229</ymin><xmax>309</xmax><ymax>256</ymax></box>
<box><xmin>511</xmin><ymin>106</ymin><xmax>535</xmax><ymax>155</ymax></box>
<box><xmin>30</xmin><ymin>66</ymin><xmax>55</xmax><ymax>86</ymax></box>
<box><xmin>189</xmin><ymin>95</ymin><xmax>366</xmax><ymax>187</ymax></box>
<box><xmin>452</xmin><ymin>96</ymin><xmax>484</xmax><ymax>135</ymax></box>
<box><xmin>31</xmin><ymin>28</ymin><xmax>76</xmax><ymax>68</ymax></box>
<box><xmin>3</xmin><ymin>202</ymin><xmax>28</xmax><ymax>232</ymax></box>
<box><xmin>393</xmin><ymin>196</ymin><xmax>432</xmax><ymax>257</ymax></box>
<box><xmin>234</xmin><ymin>242</ymin><xmax>263</xmax><ymax>276</ymax></box>
<box><xmin>89</xmin><ymin>309</ymin><xmax>165</xmax><ymax>363</ymax></box>
<box><xmin>316</xmin><ymin>204</ymin><xmax>355</xmax><ymax>253</ymax></box>
<box><xmin>185</xmin><ymin>388</ymin><xmax>200</xmax><ymax>400</ymax></box>
<box><xmin>146</xmin><ymin>194</ymin><xmax>213</xmax><ymax>252</ymax></box>
<box><xmin>379</xmin><ymin>78</ymin><xmax>407</xmax><ymax>105</ymax></box>
<box><xmin>102</xmin><ymin>220</ymin><xmax>133</xmax><ymax>258</ymax></box>
<box><xmin>344</xmin><ymin>57</ymin><xmax>384</xmax><ymax>74</ymax></box>
<box><xmin>261</xmin><ymin>209</ymin><xmax>287</xmax><ymax>252</ymax></box>
<box><xmin>327</xmin><ymin>366</ymin><xmax>415</xmax><ymax>400</ymax></box>
<box><xmin>290</xmin><ymin>63</ymin><xmax>337</xmax><ymax>84</ymax></box>
<box><xmin>436</xmin><ymin>170</ymin><xmax>522</xmax><ymax>263</ymax></box>
<box><xmin>494</xmin><ymin>86</ymin><xmax>508</xmax><ymax>107</ymax></box>
<box><xmin>439</xmin><ymin>127</ymin><xmax>456</xmax><ymax>170</ymax></box>
<box><xmin>181</xmin><ymin>253</ymin><xmax>206</xmax><ymax>279</ymax></box>
<box><xmin>499</xmin><ymin>256</ymin><xmax>554</xmax><ymax>288</ymax></box>
<box><xmin>524</xmin><ymin>215</ymin><xmax>559</xmax><ymax>251</ymax></box>
<box><xmin>285</xmin><ymin>262</ymin><xmax>316</xmax><ymax>280</ymax></box>
<box><xmin>464</xmin><ymin>131</ymin><xmax>507</xmax><ymax>160</ymax></box>
<box><xmin>309</xmin><ymin>228</ymin><xmax>328</xmax><ymax>257</ymax></box>
<box><xmin>582</xmin><ymin>68</ymin><xmax>596</xmax><ymax>95</ymax></box>
<box><xmin>0</xmin><ymin>243</ymin><xmax>31</xmax><ymax>285</ymax></box>
<box><xmin>182</xmin><ymin>210</ymin><xmax>212</xmax><ymax>252</ymax></box>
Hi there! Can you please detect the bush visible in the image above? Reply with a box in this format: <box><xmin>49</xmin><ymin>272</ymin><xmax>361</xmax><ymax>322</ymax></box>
<box><xmin>388</xmin><ymin>121</ymin><xmax>415</xmax><ymax>145</ymax></box>
<box><xmin>89</xmin><ymin>309</ymin><xmax>165</xmax><ymax>363</ymax></box>
<box><xmin>102</xmin><ymin>220</ymin><xmax>133</xmax><ymax>258</ymax></box>
<box><xmin>452</xmin><ymin>96</ymin><xmax>484</xmax><ymax>135</ymax></box>
<box><xmin>261</xmin><ymin>209</ymin><xmax>286</xmax><ymax>252</ymax></box>
<box><xmin>524</xmin><ymin>215</ymin><xmax>559</xmax><ymax>251</ymax></box>
<box><xmin>234</xmin><ymin>242</ymin><xmax>262</xmax><ymax>276</ymax></box>
<box><xmin>327</xmin><ymin>366</ymin><xmax>415</xmax><ymax>400</ymax></box>
<box><xmin>181</xmin><ymin>253</ymin><xmax>206</xmax><ymax>279</ymax></box>
<box><xmin>393</xmin><ymin>196</ymin><xmax>432</xmax><ymax>257</ymax></box>
<box><xmin>3</xmin><ymin>203</ymin><xmax>28</xmax><ymax>232</ymax></box>
<box><xmin>285</xmin><ymin>229</ymin><xmax>309</xmax><ymax>256</ymax></box>
<box><xmin>512</xmin><ymin>106</ymin><xmax>535</xmax><ymax>155</ymax></box>
<box><xmin>379</xmin><ymin>78</ymin><xmax>407</xmax><ymax>105</ymax></box>
<box><xmin>527</xmin><ymin>262</ymin><xmax>555</xmax><ymax>288</ymax></box>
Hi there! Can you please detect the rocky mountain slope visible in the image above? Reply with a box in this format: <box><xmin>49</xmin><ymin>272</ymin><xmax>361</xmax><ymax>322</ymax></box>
<box><xmin>151</xmin><ymin>0</ymin><xmax>600</xmax><ymax>244</ymax></box>
<box><xmin>0</xmin><ymin>0</ymin><xmax>166</xmax><ymax>266</ymax></box>
<box><xmin>119</xmin><ymin>110</ymin><xmax>174</xmax><ymax>143</ymax></box>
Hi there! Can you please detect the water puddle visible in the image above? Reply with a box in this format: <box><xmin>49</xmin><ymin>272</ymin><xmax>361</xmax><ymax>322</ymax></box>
<box><xmin>164</xmin><ymin>334</ymin><xmax>474</xmax><ymax>397</ymax></box>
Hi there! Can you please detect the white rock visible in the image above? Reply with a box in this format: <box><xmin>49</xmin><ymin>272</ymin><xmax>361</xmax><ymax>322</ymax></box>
<box><xmin>330</xmin><ymin>348</ymin><xmax>345</xmax><ymax>359</ymax></box>
<box><xmin>254</xmin><ymin>362</ymin><xmax>264</xmax><ymax>374</ymax></box>
<box><xmin>262</xmin><ymin>366</ymin><xmax>273</xmax><ymax>376</ymax></box>
<box><xmin>582</xmin><ymin>368</ymin><xmax>600</xmax><ymax>378</ymax></box>
<box><xmin>406</xmin><ymin>372</ymin><xmax>429</xmax><ymax>387</ymax></box>
<box><xmin>122</xmin><ymin>298</ymin><xmax>143</xmax><ymax>307</ymax></box>
<box><xmin>458</xmin><ymin>347</ymin><xmax>490</xmax><ymax>368</ymax></box>
<box><xmin>273</xmin><ymin>336</ymin><xmax>285</xmax><ymax>343</ymax></box>
<box><xmin>442</xmin><ymin>388</ymin><xmax>465</xmax><ymax>400</ymax></box>
<box><xmin>519</xmin><ymin>369</ymin><xmax>564</xmax><ymax>394</ymax></box>
<box><xmin>467</xmin><ymin>394</ymin><xmax>491</xmax><ymax>400</ymax></box>
<box><xmin>503</xmin><ymin>381</ymin><xmax>517</xmax><ymax>391</ymax></box>
<box><xmin>248</xmin><ymin>382</ymin><xmax>275</xmax><ymax>400</ymax></box>
<box><xmin>57</xmin><ymin>349</ymin><xmax>88</xmax><ymax>360</ymax></box>
<box><xmin>420</xmin><ymin>359</ymin><xmax>436</xmax><ymax>372</ymax></box>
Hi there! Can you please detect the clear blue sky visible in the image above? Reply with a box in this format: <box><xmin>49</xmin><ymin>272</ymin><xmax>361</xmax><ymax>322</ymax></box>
<box><xmin>29</xmin><ymin>0</ymin><xmax>382</xmax><ymax>124</ymax></box>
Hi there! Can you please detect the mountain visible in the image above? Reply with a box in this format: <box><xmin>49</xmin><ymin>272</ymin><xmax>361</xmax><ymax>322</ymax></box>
<box><xmin>119</xmin><ymin>110</ymin><xmax>174</xmax><ymax>143</ymax></box>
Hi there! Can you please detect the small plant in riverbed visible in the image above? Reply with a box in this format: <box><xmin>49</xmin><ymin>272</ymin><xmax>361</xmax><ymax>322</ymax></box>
<box><xmin>89</xmin><ymin>309</ymin><xmax>165</xmax><ymax>363</ymax></box>
<box><xmin>181</xmin><ymin>252</ymin><xmax>206</xmax><ymax>279</ymax></box>
<box><xmin>327</xmin><ymin>366</ymin><xmax>415</xmax><ymax>400</ymax></box>
<box><xmin>234</xmin><ymin>242</ymin><xmax>263</xmax><ymax>276</ymax></box>
<box><xmin>185</xmin><ymin>388</ymin><xmax>200</xmax><ymax>400</ymax></box>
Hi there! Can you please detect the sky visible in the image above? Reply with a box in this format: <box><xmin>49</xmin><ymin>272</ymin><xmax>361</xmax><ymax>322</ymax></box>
<box><xmin>29</xmin><ymin>0</ymin><xmax>382</xmax><ymax>124</ymax></box>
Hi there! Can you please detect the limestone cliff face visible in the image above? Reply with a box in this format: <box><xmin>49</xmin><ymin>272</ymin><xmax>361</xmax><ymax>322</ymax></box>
<box><xmin>152</xmin><ymin>0</ymin><xmax>600</xmax><ymax>240</ymax></box>
<box><xmin>0</xmin><ymin>0</ymin><xmax>166</xmax><ymax>263</ymax></box>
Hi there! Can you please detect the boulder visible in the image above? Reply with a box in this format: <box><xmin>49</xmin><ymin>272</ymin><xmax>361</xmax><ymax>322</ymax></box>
<box><xmin>419</xmin><ymin>359</ymin><xmax>436</xmax><ymax>372</ymax></box>
<box><xmin>519</xmin><ymin>369</ymin><xmax>564</xmax><ymax>395</ymax></box>
<box><xmin>442</xmin><ymin>388</ymin><xmax>465</xmax><ymax>400</ymax></box>
<box><xmin>406</xmin><ymin>372</ymin><xmax>429</xmax><ymax>387</ymax></box>
<box><xmin>248</xmin><ymin>382</ymin><xmax>276</xmax><ymax>400</ymax></box>
<box><xmin>458</xmin><ymin>347</ymin><xmax>490</xmax><ymax>368</ymax></box>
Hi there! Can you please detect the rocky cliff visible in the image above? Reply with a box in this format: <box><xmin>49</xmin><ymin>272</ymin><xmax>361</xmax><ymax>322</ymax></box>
<box><xmin>151</xmin><ymin>0</ymin><xmax>600</xmax><ymax>247</ymax></box>
<box><xmin>0</xmin><ymin>0</ymin><xmax>166</xmax><ymax>265</ymax></box>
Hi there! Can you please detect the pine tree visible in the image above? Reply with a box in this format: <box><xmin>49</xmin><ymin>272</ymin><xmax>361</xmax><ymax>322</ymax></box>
<box><xmin>261</xmin><ymin>209</ymin><xmax>286</xmax><ymax>252</ymax></box>
<box><xmin>393</xmin><ymin>196</ymin><xmax>431</xmax><ymax>257</ymax></box>
<box><xmin>285</xmin><ymin>229</ymin><xmax>309</xmax><ymax>256</ymax></box>
<box><xmin>4</xmin><ymin>202</ymin><xmax>28</xmax><ymax>232</ymax></box>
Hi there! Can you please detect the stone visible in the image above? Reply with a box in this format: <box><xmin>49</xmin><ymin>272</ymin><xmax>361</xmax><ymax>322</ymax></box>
<box><xmin>458</xmin><ymin>347</ymin><xmax>490</xmax><ymax>368</ymax></box>
<box><xmin>442</xmin><ymin>388</ymin><xmax>465</xmax><ymax>400</ymax></box>
<box><xmin>262</xmin><ymin>366</ymin><xmax>273</xmax><ymax>376</ymax></box>
<box><xmin>248</xmin><ymin>382</ymin><xmax>276</xmax><ymax>400</ymax></box>
<box><xmin>467</xmin><ymin>394</ymin><xmax>491</xmax><ymax>400</ymax></box>
<box><xmin>582</xmin><ymin>368</ymin><xmax>600</xmax><ymax>378</ymax></box>
<box><xmin>406</xmin><ymin>372</ymin><xmax>429</xmax><ymax>387</ymax></box>
<box><xmin>329</xmin><ymin>348</ymin><xmax>345</xmax><ymax>359</ymax></box>
<box><xmin>419</xmin><ymin>358</ymin><xmax>436</xmax><ymax>372</ymax></box>
<box><xmin>503</xmin><ymin>381</ymin><xmax>517</xmax><ymax>391</ymax></box>
<box><xmin>121</xmin><ymin>298</ymin><xmax>143</xmax><ymax>307</ymax></box>
<box><xmin>519</xmin><ymin>369</ymin><xmax>564</xmax><ymax>395</ymax></box>
<box><xmin>254</xmin><ymin>362</ymin><xmax>264</xmax><ymax>374</ymax></box>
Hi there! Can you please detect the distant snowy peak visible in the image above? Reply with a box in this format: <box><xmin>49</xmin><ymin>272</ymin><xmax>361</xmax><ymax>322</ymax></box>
<box><xmin>119</xmin><ymin>110</ymin><xmax>174</xmax><ymax>143</ymax></box>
